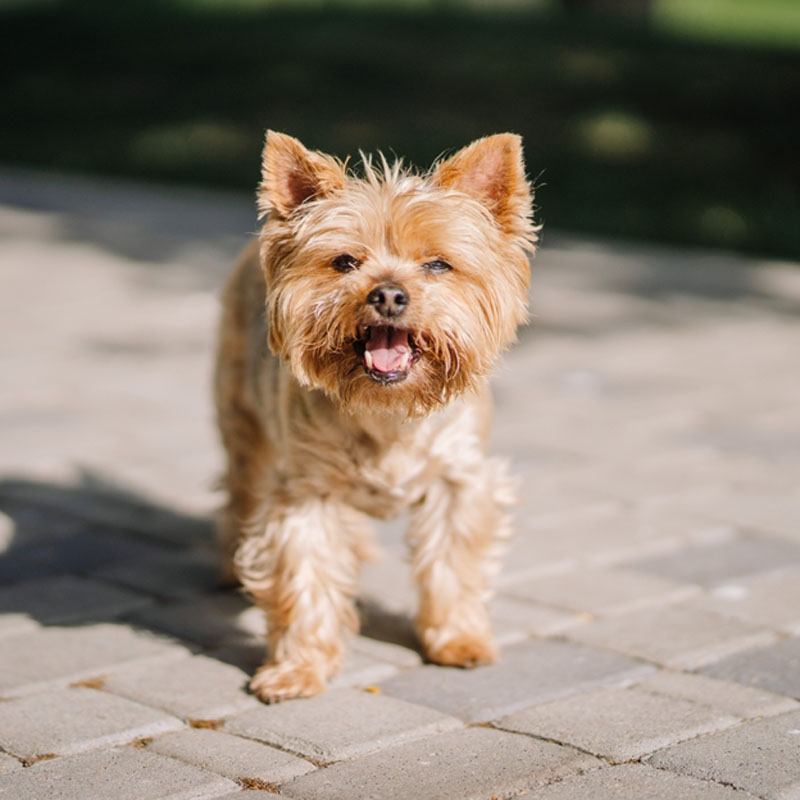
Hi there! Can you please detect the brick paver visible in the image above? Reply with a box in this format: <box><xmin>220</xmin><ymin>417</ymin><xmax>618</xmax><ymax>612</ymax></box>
<box><xmin>0</xmin><ymin>623</ymin><xmax>190</xmax><ymax>697</ymax></box>
<box><xmin>0</xmin><ymin>687</ymin><xmax>183</xmax><ymax>759</ymax></box>
<box><xmin>101</xmin><ymin>654</ymin><xmax>260</xmax><ymax>720</ymax></box>
<box><xmin>147</xmin><ymin>729</ymin><xmax>315</xmax><ymax>783</ymax></box>
<box><xmin>529</xmin><ymin>763</ymin><xmax>758</xmax><ymax>799</ymax></box>
<box><xmin>379</xmin><ymin>639</ymin><xmax>653</xmax><ymax>722</ymax></box>
<box><xmin>635</xmin><ymin>670</ymin><xmax>799</xmax><ymax>718</ymax></box>
<box><xmin>496</xmin><ymin>685</ymin><xmax>739</xmax><ymax>762</ymax></box>
<box><xmin>699</xmin><ymin>636</ymin><xmax>800</xmax><ymax>698</ymax></box>
<box><xmin>224</xmin><ymin>688</ymin><xmax>462</xmax><ymax>762</ymax></box>
<box><xmin>0</xmin><ymin>748</ymin><xmax>236</xmax><ymax>800</ymax></box>
<box><xmin>1</xmin><ymin>172</ymin><xmax>799</xmax><ymax>800</ymax></box>
<box><xmin>647</xmin><ymin>709</ymin><xmax>800</xmax><ymax>799</ymax></box>
<box><xmin>565</xmin><ymin>603</ymin><xmax>777</xmax><ymax>669</ymax></box>
<box><xmin>279</xmin><ymin>727</ymin><xmax>601</xmax><ymax>800</ymax></box>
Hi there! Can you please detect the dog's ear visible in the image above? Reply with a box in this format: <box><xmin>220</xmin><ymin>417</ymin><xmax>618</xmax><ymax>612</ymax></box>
<box><xmin>431</xmin><ymin>133</ymin><xmax>532</xmax><ymax>236</ymax></box>
<box><xmin>259</xmin><ymin>131</ymin><xmax>347</xmax><ymax>218</ymax></box>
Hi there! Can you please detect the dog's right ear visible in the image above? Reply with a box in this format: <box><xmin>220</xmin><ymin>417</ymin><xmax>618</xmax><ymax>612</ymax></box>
<box><xmin>259</xmin><ymin>131</ymin><xmax>347</xmax><ymax>218</ymax></box>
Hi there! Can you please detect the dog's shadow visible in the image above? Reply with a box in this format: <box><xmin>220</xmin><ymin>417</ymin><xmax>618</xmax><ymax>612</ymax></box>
<box><xmin>0</xmin><ymin>472</ymin><xmax>423</xmax><ymax>676</ymax></box>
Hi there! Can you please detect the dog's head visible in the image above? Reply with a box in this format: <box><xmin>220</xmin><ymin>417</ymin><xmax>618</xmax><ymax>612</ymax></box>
<box><xmin>258</xmin><ymin>131</ymin><xmax>537</xmax><ymax>416</ymax></box>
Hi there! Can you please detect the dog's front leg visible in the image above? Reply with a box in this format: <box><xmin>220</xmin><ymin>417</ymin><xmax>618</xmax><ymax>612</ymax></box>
<box><xmin>234</xmin><ymin>494</ymin><xmax>366</xmax><ymax>702</ymax></box>
<box><xmin>408</xmin><ymin>460</ymin><xmax>514</xmax><ymax>668</ymax></box>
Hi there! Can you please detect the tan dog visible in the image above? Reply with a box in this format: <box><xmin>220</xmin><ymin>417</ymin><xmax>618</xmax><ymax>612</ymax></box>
<box><xmin>215</xmin><ymin>131</ymin><xmax>537</xmax><ymax>702</ymax></box>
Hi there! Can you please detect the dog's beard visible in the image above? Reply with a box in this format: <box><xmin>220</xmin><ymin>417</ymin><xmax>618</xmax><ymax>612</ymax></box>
<box><xmin>290</xmin><ymin>321</ymin><xmax>475</xmax><ymax>417</ymax></box>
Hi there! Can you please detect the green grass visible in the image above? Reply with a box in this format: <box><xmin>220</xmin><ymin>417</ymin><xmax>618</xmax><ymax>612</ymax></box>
<box><xmin>2</xmin><ymin>0</ymin><xmax>799</xmax><ymax>260</ymax></box>
<box><xmin>655</xmin><ymin>0</ymin><xmax>800</xmax><ymax>49</ymax></box>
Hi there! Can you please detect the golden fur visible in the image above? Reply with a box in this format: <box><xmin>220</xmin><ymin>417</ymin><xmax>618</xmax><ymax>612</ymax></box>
<box><xmin>215</xmin><ymin>131</ymin><xmax>537</xmax><ymax>701</ymax></box>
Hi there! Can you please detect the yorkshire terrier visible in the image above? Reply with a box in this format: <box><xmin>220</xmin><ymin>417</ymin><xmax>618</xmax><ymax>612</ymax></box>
<box><xmin>215</xmin><ymin>131</ymin><xmax>537</xmax><ymax>702</ymax></box>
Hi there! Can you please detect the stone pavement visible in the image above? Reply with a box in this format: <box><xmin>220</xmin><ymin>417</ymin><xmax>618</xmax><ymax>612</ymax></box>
<box><xmin>1</xmin><ymin>167</ymin><xmax>800</xmax><ymax>799</ymax></box>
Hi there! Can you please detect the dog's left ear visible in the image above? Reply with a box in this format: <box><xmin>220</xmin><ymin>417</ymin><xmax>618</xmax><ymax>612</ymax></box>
<box><xmin>259</xmin><ymin>131</ymin><xmax>347</xmax><ymax>218</ymax></box>
<box><xmin>431</xmin><ymin>133</ymin><xmax>532</xmax><ymax>236</ymax></box>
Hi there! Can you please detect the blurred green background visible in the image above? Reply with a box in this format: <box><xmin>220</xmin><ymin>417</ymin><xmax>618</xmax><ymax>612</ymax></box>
<box><xmin>2</xmin><ymin>0</ymin><xmax>799</xmax><ymax>259</ymax></box>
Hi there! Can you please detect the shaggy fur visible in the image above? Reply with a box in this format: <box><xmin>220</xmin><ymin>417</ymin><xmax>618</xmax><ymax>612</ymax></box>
<box><xmin>215</xmin><ymin>131</ymin><xmax>537</xmax><ymax>701</ymax></box>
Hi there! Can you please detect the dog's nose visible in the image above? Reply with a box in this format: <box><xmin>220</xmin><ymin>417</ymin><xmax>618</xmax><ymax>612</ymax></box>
<box><xmin>366</xmin><ymin>284</ymin><xmax>409</xmax><ymax>318</ymax></box>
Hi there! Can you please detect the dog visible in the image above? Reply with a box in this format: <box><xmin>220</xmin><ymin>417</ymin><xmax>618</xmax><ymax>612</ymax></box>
<box><xmin>214</xmin><ymin>131</ymin><xmax>537</xmax><ymax>702</ymax></box>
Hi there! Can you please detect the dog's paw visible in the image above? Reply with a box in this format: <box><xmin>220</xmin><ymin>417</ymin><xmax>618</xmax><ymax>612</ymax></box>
<box><xmin>249</xmin><ymin>662</ymin><xmax>326</xmax><ymax>703</ymax></box>
<box><xmin>424</xmin><ymin>632</ymin><xmax>499</xmax><ymax>668</ymax></box>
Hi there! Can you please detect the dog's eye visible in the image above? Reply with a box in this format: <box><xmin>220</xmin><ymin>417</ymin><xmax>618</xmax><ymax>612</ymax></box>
<box><xmin>332</xmin><ymin>254</ymin><xmax>361</xmax><ymax>272</ymax></box>
<box><xmin>423</xmin><ymin>259</ymin><xmax>453</xmax><ymax>274</ymax></box>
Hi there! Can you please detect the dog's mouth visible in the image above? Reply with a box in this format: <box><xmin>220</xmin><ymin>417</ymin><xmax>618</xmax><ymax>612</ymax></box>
<box><xmin>353</xmin><ymin>325</ymin><xmax>421</xmax><ymax>385</ymax></box>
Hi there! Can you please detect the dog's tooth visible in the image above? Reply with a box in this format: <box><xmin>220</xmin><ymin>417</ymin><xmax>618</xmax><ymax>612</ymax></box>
<box><xmin>399</xmin><ymin>352</ymin><xmax>410</xmax><ymax>371</ymax></box>
<box><xmin>364</xmin><ymin>350</ymin><xmax>373</xmax><ymax>370</ymax></box>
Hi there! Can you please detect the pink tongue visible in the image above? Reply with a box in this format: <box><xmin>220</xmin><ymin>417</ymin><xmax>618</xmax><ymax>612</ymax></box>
<box><xmin>366</xmin><ymin>327</ymin><xmax>410</xmax><ymax>373</ymax></box>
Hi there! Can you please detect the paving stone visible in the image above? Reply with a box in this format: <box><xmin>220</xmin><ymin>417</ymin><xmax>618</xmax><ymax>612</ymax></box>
<box><xmin>647</xmin><ymin>708</ymin><xmax>800</xmax><ymax>799</ymax></box>
<box><xmin>329</xmin><ymin>649</ymin><xmax>401</xmax><ymax>689</ymax></box>
<box><xmin>224</xmin><ymin>687</ymin><xmax>461</xmax><ymax>762</ymax></box>
<box><xmin>496</xmin><ymin>685</ymin><xmax>739</xmax><ymax>762</ymax></box>
<box><xmin>529</xmin><ymin>762</ymin><xmax>757</xmax><ymax>799</ymax></box>
<box><xmin>636</xmin><ymin>670</ymin><xmax>799</xmax><ymax>718</ymax></box>
<box><xmin>629</xmin><ymin>536</ymin><xmax>800</xmax><ymax>587</ymax></box>
<box><xmin>0</xmin><ymin>746</ymin><xmax>236</xmax><ymax>800</ymax></box>
<box><xmin>490</xmin><ymin>595</ymin><xmax>584</xmax><ymax>644</ymax></box>
<box><xmin>566</xmin><ymin>603</ymin><xmax>777</xmax><ymax>669</ymax></box>
<box><xmin>102</xmin><ymin>654</ymin><xmax>260</xmax><ymax>720</ymax></box>
<box><xmin>0</xmin><ymin>530</ymin><xmax>173</xmax><ymax>584</ymax></box>
<box><xmin>358</xmin><ymin>555</ymin><xmax>415</xmax><ymax>615</ymax></box>
<box><xmin>379</xmin><ymin>639</ymin><xmax>653</xmax><ymax>723</ymax></box>
<box><xmin>148</xmin><ymin>729</ymin><xmax>315</xmax><ymax>783</ymax></box>
<box><xmin>700</xmin><ymin>636</ymin><xmax>800</xmax><ymax>698</ymax></box>
<box><xmin>689</xmin><ymin>491</ymin><xmax>800</xmax><ymax>541</ymax></box>
<box><xmin>348</xmin><ymin>634</ymin><xmax>422</xmax><ymax>669</ymax></box>
<box><xmin>503</xmin><ymin>566</ymin><xmax>698</xmax><ymax>616</ymax></box>
<box><xmin>0</xmin><ymin>687</ymin><xmax>184</xmax><ymax>758</ymax></box>
<box><xmin>698</xmin><ymin>568</ymin><xmax>800</xmax><ymax>634</ymax></box>
<box><xmin>0</xmin><ymin>754</ymin><xmax>21</xmax><ymax>775</ymax></box>
<box><xmin>96</xmin><ymin>548</ymin><xmax>221</xmax><ymax>599</ymax></box>
<box><xmin>0</xmin><ymin>623</ymin><xmax>191</xmax><ymax>697</ymax></box>
<box><xmin>280</xmin><ymin>726</ymin><xmax>601</xmax><ymax>800</ymax></box>
<box><xmin>0</xmin><ymin>574</ymin><xmax>151</xmax><ymax>634</ymax></box>
<box><xmin>129</xmin><ymin>593</ymin><xmax>258</xmax><ymax>647</ymax></box>
<box><xmin>500</xmin><ymin>506</ymin><xmax>730</xmax><ymax>585</ymax></box>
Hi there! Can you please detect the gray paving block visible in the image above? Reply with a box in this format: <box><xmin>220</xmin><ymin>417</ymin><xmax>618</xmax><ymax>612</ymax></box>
<box><xmin>566</xmin><ymin>603</ymin><xmax>777</xmax><ymax>669</ymax></box>
<box><xmin>148</xmin><ymin>729</ymin><xmax>315</xmax><ymax>783</ymax></box>
<box><xmin>490</xmin><ymin>595</ymin><xmax>584</xmax><ymax>644</ymax></box>
<box><xmin>496</xmin><ymin>685</ymin><xmax>739</xmax><ymax>762</ymax></box>
<box><xmin>0</xmin><ymin>530</ymin><xmax>172</xmax><ymax>585</ymax></box>
<box><xmin>96</xmin><ymin>548</ymin><xmax>221</xmax><ymax>599</ymax></box>
<box><xmin>699</xmin><ymin>568</ymin><xmax>800</xmax><ymax>634</ymax></box>
<box><xmin>503</xmin><ymin>566</ymin><xmax>698</xmax><ymax>616</ymax></box>
<box><xmin>129</xmin><ymin>593</ymin><xmax>256</xmax><ymax>647</ymax></box>
<box><xmin>329</xmin><ymin>635</ymin><xmax>422</xmax><ymax>689</ymax></box>
<box><xmin>0</xmin><ymin>754</ymin><xmax>21</xmax><ymax>775</ymax></box>
<box><xmin>630</xmin><ymin>535</ymin><xmax>800</xmax><ymax>586</ymax></box>
<box><xmin>0</xmin><ymin>574</ymin><xmax>151</xmax><ymax>631</ymax></box>
<box><xmin>0</xmin><ymin>623</ymin><xmax>191</xmax><ymax>697</ymax></box>
<box><xmin>103</xmin><ymin>654</ymin><xmax>260</xmax><ymax>720</ymax></box>
<box><xmin>329</xmin><ymin>649</ymin><xmax>400</xmax><ymax>690</ymax></box>
<box><xmin>379</xmin><ymin>639</ymin><xmax>653</xmax><ymax>722</ymax></box>
<box><xmin>500</xmin><ymin>506</ymin><xmax>725</xmax><ymax>585</ymax></box>
<box><xmin>0</xmin><ymin>687</ymin><xmax>184</xmax><ymax>758</ymax></box>
<box><xmin>647</xmin><ymin>708</ymin><xmax>800</xmax><ymax>799</ymax></box>
<box><xmin>0</xmin><ymin>746</ymin><xmax>236</xmax><ymax>800</ymax></box>
<box><xmin>348</xmin><ymin>634</ymin><xmax>422</xmax><ymax>669</ymax></box>
<box><xmin>224</xmin><ymin>688</ymin><xmax>461</xmax><ymax>762</ymax></box>
<box><xmin>529</xmin><ymin>762</ymin><xmax>757</xmax><ymax>799</ymax></box>
<box><xmin>280</xmin><ymin>727</ymin><xmax>601</xmax><ymax>800</ymax></box>
<box><xmin>700</xmin><ymin>636</ymin><xmax>800</xmax><ymax>699</ymax></box>
<box><xmin>637</xmin><ymin>670</ymin><xmax>799</xmax><ymax>718</ymax></box>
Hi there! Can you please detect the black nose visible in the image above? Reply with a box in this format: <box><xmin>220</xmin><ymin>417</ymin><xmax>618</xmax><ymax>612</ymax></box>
<box><xmin>366</xmin><ymin>283</ymin><xmax>409</xmax><ymax>318</ymax></box>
